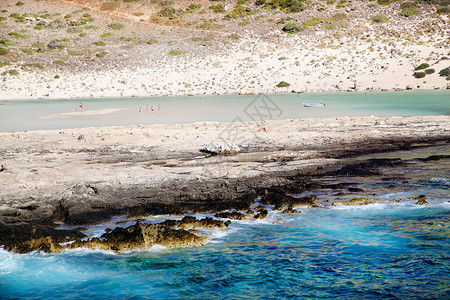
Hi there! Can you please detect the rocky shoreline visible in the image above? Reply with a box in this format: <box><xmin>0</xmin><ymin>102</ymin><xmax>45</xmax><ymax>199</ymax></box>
<box><xmin>0</xmin><ymin>115</ymin><xmax>449</xmax><ymax>253</ymax></box>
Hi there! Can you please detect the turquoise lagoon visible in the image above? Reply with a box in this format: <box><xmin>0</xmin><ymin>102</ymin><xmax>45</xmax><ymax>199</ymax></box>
<box><xmin>0</xmin><ymin>90</ymin><xmax>449</xmax><ymax>131</ymax></box>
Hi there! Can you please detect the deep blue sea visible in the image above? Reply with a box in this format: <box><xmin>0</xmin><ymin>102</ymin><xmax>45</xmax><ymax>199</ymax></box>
<box><xmin>1</xmin><ymin>145</ymin><xmax>449</xmax><ymax>299</ymax></box>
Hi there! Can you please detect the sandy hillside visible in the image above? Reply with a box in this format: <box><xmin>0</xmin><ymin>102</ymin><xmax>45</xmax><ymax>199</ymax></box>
<box><xmin>0</xmin><ymin>0</ymin><xmax>449</xmax><ymax>99</ymax></box>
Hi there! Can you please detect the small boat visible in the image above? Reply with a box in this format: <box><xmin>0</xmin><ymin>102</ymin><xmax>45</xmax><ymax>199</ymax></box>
<box><xmin>303</xmin><ymin>101</ymin><xmax>325</xmax><ymax>107</ymax></box>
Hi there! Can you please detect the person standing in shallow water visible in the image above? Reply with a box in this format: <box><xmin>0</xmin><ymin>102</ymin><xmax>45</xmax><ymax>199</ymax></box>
<box><xmin>79</xmin><ymin>102</ymin><xmax>83</xmax><ymax>109</ymax></box>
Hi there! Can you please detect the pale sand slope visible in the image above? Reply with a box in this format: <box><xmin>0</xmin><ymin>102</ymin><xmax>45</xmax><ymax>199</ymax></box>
<box><xmin>1</xmin><ymin>26</ymin><xmax>449</xmax><ymax>100</ymax></box>
<box><xmin>0</xmin><ymin>115</ymin><xmax>448</xmax><ymax>223</ymax></box>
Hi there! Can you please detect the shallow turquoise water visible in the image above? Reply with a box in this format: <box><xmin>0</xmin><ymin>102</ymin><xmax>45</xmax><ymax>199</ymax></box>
<box><xmin>0</xmin><ymin>90</ymin><xmax>448</xmax><ymax>131</ymax></box>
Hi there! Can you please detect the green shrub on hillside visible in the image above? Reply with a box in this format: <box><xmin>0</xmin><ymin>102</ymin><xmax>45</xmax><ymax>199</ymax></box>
<box><xmin>439</xmin><ymin>66</ymin><xmax>450</xmax><ymax>77</ymax></box>
<box><xmin>159</xmin><ymin>7</ymin><xmax>178</xmax><ymax>18</ymax></box>
<box><xmin>377</xmin><ymin>0</ymin><xmax>397</xmax><ymax>5</ymax></box>
<box><xmin>93</xmin><ymin>41</ymin><xmax>106</xmax><ymax>46</ymax></box>
<box><xmin>415</xmin><ymin>63</ymin><xmax>429</xmax><ymax>70</ymax></box>
<box><xmin>96</xmin><ymin>51</ymin><xmax>108</xmax><ymax>58</ymax></box>
<box><xmin>9</xmin><ymin>69</ymin><xmax>19</xmax><ymax>75</ymax></box>
<box><xmin>413</xmin><ymin>72</ymin><xmax>425</xmax><ymax>78</ymax></box>
<box><xmin>282</xmin><ymin>22</ymin><xmax>301</xmax><ymax>33</ymax></box>
<box><xmin>0</xmin><ymin>39</ymin><xmax>15</xmax><ymax>47</ymax></box>
<box><xmin>168</xmin><ymin>49</ymin><xmax>183</xmax><ymax>56</ymax></box>
<box><xmin>186</xmin><ymin>4</ymin><xmax>202</xmax><ymax>13</ymax></box>
<box><xmin>209</xmin><ymin>4</ymin><xmax>226</xmax><ymax>13</ymax></box>
<box><xmin>276</xmin><ymin>81</ymin><xmax>290</xmax><ymax>88</ymax></box>
<box><xmin>0</xmin><ymin>47</ymin><xmax>9</xmax><ymax>55</ymax></box>
<box><xmin>101</xmin><ymin>32</ymin><xmax>114</xmax><ymax>38</ymax></box>
<box><xmin>424</xmin><ymin>69</ymin><xmax>435</xmax><ymax>74</ymax></box>
<box><xmin>400</xmin><ymin>2</ymin><xmax>419</xmax><ymax>17</ymax></box>
<box><xmin>371</xmin><ymin>14</ymin><xmax>389</xmax><ymax>23</ymax></box>
<box><xmin>226</xmin><ymin>5</ymin><xmax>254</xmax><ymax>18</ymax></box>
<box><xmin>108</xmin><ymin>23</ymin><xmax>125</xmax><ymax>30</ymax></box>
<box><xmin>266</xmin><ymin>0</ymin><xmax>308</xmax><ymax>13</ymax></box>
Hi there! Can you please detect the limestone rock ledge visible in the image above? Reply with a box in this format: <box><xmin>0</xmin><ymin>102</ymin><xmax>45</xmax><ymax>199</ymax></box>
<box><xmin>2</xmin><ymin>217</ymin><xmax>231</xmax><ymax>254</ymax></box>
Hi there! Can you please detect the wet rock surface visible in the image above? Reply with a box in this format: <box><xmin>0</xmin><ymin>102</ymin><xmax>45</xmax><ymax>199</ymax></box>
<box><xmin>332</xmin><ymin>198</ymin><xmax>376</xmax><ymax>207</ymax></box>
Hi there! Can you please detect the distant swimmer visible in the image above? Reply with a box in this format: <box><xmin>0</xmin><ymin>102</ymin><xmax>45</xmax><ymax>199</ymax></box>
<box><xmin>151</xmin><ymin>106</ymin><xmax>154</xmax><ymax>112</ymax></box>
<box><xmin>146</xmin><ymin>104</ymin><xmax>149</xmax><ymax>111</ymax></box>
<box><xmin>79</xmin><ymin>102</ymin><xmax>83</xmax><ymax>109</ymax></box>
<box><xmin>139</xmin><ymin>107</ymin><xmax>142</xmax><ymax>113</ymax></box>
<box><xmin>158</xmin><ymin>104</ymin><xmax>161</xmax><ymax>110</ymax></box>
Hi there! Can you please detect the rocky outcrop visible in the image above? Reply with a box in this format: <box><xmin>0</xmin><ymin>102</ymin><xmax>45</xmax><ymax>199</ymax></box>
<box><xmin>282</xmin><ymin>207</ymin><xmax>302</xmax><ymax>214</ymax></box>
<box><xmin>262</xmin><ymin>188</ymin><xmax>319</xmax><ymax>210</ymax></box>
<box><xmin>68</xmin><ymin>221</ymin><xmax>207</xmax><ymax>253</ymax></box>
<box><xmin>215</xmin><ymin>211</ymin><xmax>248</xmax><ymax>220</ymax></box>
<box><xmin>178</xmin><ymin>216</ymin><xmax>231</xmax><ymax>229</ymax></box>
<box><xmin>254</xmin><ymin>209</ymin><xmax>268</xmax><ymax>219</ymax></box>
<box><xmin>200</xmin><ymin>142</ymin><xmax>240</xmax><ymax>155</ymax></box>
<box><xmin>1</xmin><ymin>216</ymin><xmax>234</xmax><ymax>254</ymax></box>
<box><xmin>416</xmin><ymin>199</ymin><xmax>430</xmax><ymax>205</ymax></box>
<box><xmin>332</xmin><ymin>197</ymin><xmax>375</xmax><ymax>206</ymax></box>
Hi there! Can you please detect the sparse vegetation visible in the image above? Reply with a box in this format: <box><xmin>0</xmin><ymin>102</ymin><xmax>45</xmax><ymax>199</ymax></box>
<box><xmin>424</xmin><ymin>69</ymin><xmax>435</xmax><ymax>74</ymax></box>
<box><xmin>54</xmin><ymin>59</ymin><xmax>65</xmax><ymax>65</ymax></box>
<box><xmin>101</xmin><ymin>2</ymin><xmax>120</xmax><ymax>11</ymax></box>
<box><xmin>168</xmin><ymin>49</ymin><xmax>183</xmax><ymax>56</ymax></box>
<box><xmin>228</xmin><ymin>33</ymin><xmax>240</xmax><ymax>40</ymax></box>
<box><xmin>9</xmin><ymin>69</ymin><xmax>19</xmax><ymax>75</ymax></box>
<box><xmin>413</xmin><ymin>71</ymin><xmax>426</xmax><ymax>78</ymax></box>
<box><xmin>400</xmin><ymin>2</ymin><xmax>419</xmax><ymax>17</ymax></box>
<box><xmin>415</xmin><ymin>63</ymin><xmax>429</xmax><ymax>70</ymax></box>
<box><xmin>22</xmin><ymin>63</ymin><xmax>44</xmax><ymax>70</ymax></box>
<box><xmin>22</xmin><ymin>48</ymin><xmax>34</xmax><ymax>55</ymax></box>
<box><xmin>282</xmin><ymin>22</ymin><xmax>301</xmax><ymax>33</ymax></box>
<box><xmin>209</xmin><ymin>4</ymin><xmax>226</xmax><ymax>13</ymax></box>
<box><xmin>265</xmin><ymin>0</ymin><xmax>308</xmax><ymax>13</ymax></box>
<box><xmin>108</xmin><ymin>23</ymin><xmax>125</xmax><ymax>30</ymax></box>
<box><xmin>147</xmin><ymin>39</ymin><xmax>158</xmax><ymax>44</ymax></box>
<box><xmin>101</xmin><ymin>32</ymin><xmax>114</xmax><ymax>38</ymax></box>
<box><xmin>439</xmin><ymin>66</ymin><xmax>450</xmax><ymax>77</ymax></box>
<box><xmin>185</xmin><ymin>4</ymin><xmax>202</xmax><ymax>13</ymax></box>
<box><xmin>0</xmin><ymin>40</ymin><xmax>15</xmax><ymax>47</ymax></box>
<box><xmin>0</xmin><ymin>48</ymin><xmax>9</xmax><ymax>55</ymax></box>
<box><xmin>371</xmin><ymin>14</ymin><xmax>389</xmax><ymax>23</ymax></box>
<box><xmin>276</xmin><ymin>81</ymin><xmax>290</xmax><ymax>87</ymax></box>
<box><xmin>93</xmin><ymin>41</ymin><xmax>106</xmax><ymax>46</ymax></box>
<box><xmin>159</xmin><ymin>7</ymin><xmax>178</xmax><ymax>18</ymax></box>
<box><xmin>96</xmin><ymin>51</ymin><xmax>108</xmax><ymax>58</ymax></box>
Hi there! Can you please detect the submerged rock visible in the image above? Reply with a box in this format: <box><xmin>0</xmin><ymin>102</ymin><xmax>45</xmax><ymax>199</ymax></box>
<box><xmin>332</xmin><ymin>197</ymin><xmax>375</xmax><ymax>206</ymax></box>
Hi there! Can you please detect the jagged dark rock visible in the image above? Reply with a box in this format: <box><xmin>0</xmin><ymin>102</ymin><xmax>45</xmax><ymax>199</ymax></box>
<box><xmin>254</xmin><ymin>209</ymin><xmax>268</xmax><ymax>219</ymax></box>
<box><xmin>416</xmin><ymin>199</ymin><xmax>430</xmax><ymax>205</ymax></box>
<box><xmin>282</xmin><ymin>207</ymin><xmax>302</xmax><ymax>214</ymax></box>
<box><xmin>215</xmin><ymin>211</ymin><xmax>247</xmax><ymax>220</ymax></box>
